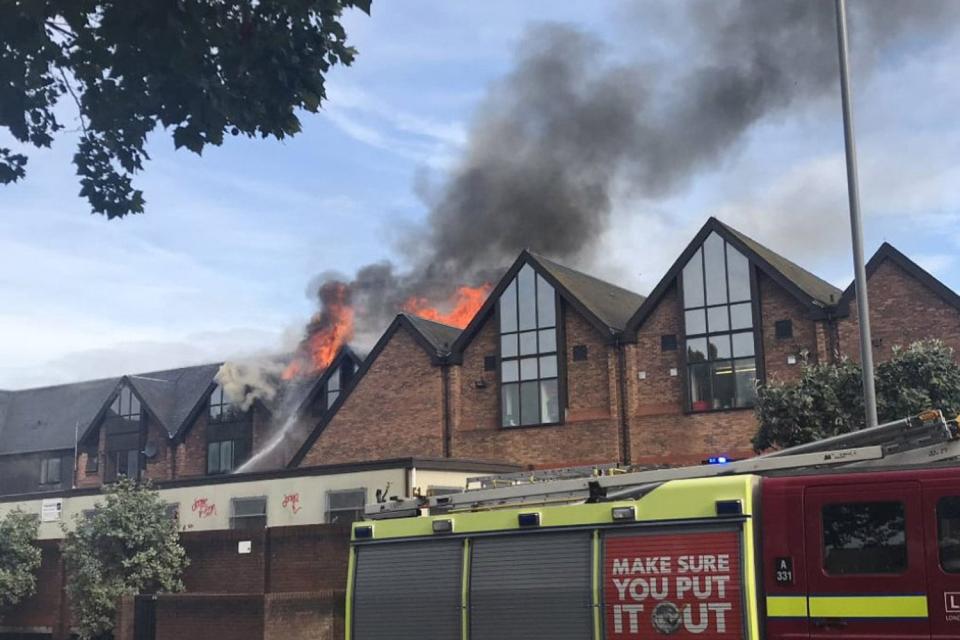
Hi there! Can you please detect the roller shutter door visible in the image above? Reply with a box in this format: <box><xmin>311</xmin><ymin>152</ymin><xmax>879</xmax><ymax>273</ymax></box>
<box><xmin>353</xmin><ymin>539</ymin><xmax>463</xmax><ymax>640</ymax></box>
<box><xmin>470</xmin><ymin>532</ymin><xmax>593</xmax><ymax>640</ymax></box>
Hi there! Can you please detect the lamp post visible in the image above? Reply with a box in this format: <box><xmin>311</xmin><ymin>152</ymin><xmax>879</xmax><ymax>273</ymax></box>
<box><xmin>834</xmin><ymin>0</ymin><xmax>878</xmax><ymax>428</ymax></box>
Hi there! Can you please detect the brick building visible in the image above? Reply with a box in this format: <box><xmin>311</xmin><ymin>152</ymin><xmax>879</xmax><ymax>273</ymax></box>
<box><xmin>1</xmin><ymin>217</ymin><xmax>959</xmax><ymax>639</ymax></box>
<box><xmin>291</xmin><ymin>217</ymin><xmax>960</xmax><ymax>470</ymax></box>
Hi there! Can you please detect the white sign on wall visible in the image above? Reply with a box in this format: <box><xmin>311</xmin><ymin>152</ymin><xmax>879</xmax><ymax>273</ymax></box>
<box><xmin>238</xmin><ymin>540</ymin><xmax>252</xmax><ymax>554</ymax></box>
<box><xmin>41</xmin><ymin>498</ymin><xmax>63</xmax><ymax>522</ymax></box>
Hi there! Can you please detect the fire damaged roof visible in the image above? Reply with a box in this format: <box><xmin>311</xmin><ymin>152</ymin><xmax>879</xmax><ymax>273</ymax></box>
<box><xmin>403</xmin><ymin>313</ymin><xmax>463</xmax><ymax>355</ymax></box>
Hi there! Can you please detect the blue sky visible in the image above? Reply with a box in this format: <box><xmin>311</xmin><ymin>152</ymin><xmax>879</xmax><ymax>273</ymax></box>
<box><xmin>1</xmin><ymin>1</ymin><xmax>959</xmax><ymax>389</ymax></box>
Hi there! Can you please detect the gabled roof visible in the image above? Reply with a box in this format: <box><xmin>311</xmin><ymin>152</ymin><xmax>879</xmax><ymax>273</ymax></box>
<box><xmin>450</xmin><ymin>250</ymin><xmax>646</xmax><ymax>356</ymax></box>
<box><xmin>287</xmin><ymin>314</ymin><xmax>461</xmax><ymax>468</ymax></box>
<box><xmin>0</xmin><ymin>377</ymin><xmax>121</xmax><ymax>455</ymax></box>
<box><xmin>530</xmin><ymin>252</ymin><xmax>646</xmax><ymax>332</ymax></box>
<box><xmin>626</xmin><ymin>217</ymin><xmax>843</xmax><ymax>334</ymax></box>
<box><xmin>837</xmin><ymin>242</ymin><xmax>960</xmax><ymax>313</ymax></box>
<box><xmin>290</xmin><ymin>345</ymin><xmax>365</xmax><ymax>419</ymax></box>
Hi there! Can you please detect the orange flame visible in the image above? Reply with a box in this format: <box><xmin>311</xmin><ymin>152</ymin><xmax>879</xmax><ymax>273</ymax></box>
<box><xmin>402</xmin><ymin>284</ymin><xmax>492</xmax><ymax>329</ymax></box>
<box><xmin>282</xmin><ymin>282</ymin><xmax>355</xmax><ymax>380</ymax></box>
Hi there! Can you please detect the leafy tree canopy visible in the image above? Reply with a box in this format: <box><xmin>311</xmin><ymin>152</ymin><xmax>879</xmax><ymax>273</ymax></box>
<box><xmin>0</xmin><ymin>0</ymin><xmax>370</xmax><ymax>218</ymax></box>
<box><xmin>754</xmin><ymin>339</ymin><xmax>960</xmax><ymax>451</ymax></box>
<box><xmin>62</xmin><ymin>479</ymin><xmax>188</xmax><ymax>640</ymax></box>
<box><xmin>0</xmin><ymin>510</ymin><xmax>42</xmax><ymax>617</ymax></box>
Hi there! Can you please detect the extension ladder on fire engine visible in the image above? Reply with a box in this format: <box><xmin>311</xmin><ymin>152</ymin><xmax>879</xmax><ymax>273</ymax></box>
<box><xmin>364</xmin><ymin>410</ymin><xmax>960</xmax><ymax>520</ymax></box>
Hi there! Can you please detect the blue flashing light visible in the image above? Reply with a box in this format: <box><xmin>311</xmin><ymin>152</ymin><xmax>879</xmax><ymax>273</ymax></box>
<box><xmin>703</xmin><ymin>455</ymin><xmax>735</xmax><ymax>465</ymax></box>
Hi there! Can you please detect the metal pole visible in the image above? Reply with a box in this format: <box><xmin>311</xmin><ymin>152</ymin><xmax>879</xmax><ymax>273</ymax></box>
<box><xmin>835</xmin><ymin>0</ymin><xmax>878</xmax><ymax>428</ymax></box>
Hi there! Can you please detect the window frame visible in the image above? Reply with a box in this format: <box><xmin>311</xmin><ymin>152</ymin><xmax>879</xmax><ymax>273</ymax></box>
<box><xmin>678</xmin><ymin>236</ymin><xmax>764</xmax><ymax>414</ymax></box>
<box><xmin>230</xmin><ymin>496</ymin><xmax>268</xmax><ymax>530</ymax></box>
<box><xmin>209</xmin><ymin>383</ymin><xmax>245</xmax><ymax>424</ymax></box>
<box><xmin>325</xmin><ymin>487</ymin><xmax>367</xmax><ymax>525</ymax></box>
<box><xmin>39</xmin><ymin>456</ymin><xmax>62</xmax><ymax>485</ymax></box>
<box><xmin>112</xmin><ymin>448</ymin><xmax>141</xmax><ymax>480</ymax></box>
<box><xmin>937</xmin><ymin>495</ymin><xmax>960</xmax><ymax>574</ymax></box>
<box><xmin>496</xmin><ymin>265</ymin><xmax>566</xmax><ymax>429</ymax></box>
<box><xmin>325</xmin><ymin>365</ymin><xmax>342</xmax><ymax>411</ymax></box>
<box><xmin>111</xmin><ymin>386</ymin><xmax>142</xmax><ymax>422</ymax></box>
<box><xmin>821</xmin><ymin>500</ymin><xmax>908</xmax><ymax>576</ymax></box>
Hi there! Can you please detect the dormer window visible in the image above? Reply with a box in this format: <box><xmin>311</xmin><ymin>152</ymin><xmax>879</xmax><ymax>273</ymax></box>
<box><xmin>682</xmin><ymin>233</ymin><xmax>758</xmax><ymax>412</ymax></box>
<box><xmin>499</xmin><ymin>264</ymin><xmax>562</xmax><ymax>427</ymax></box>
<box><xmin>209</xmin><ymin>383</ymin><xmax>241</xmax><ymax>423</ymax></box>
<box><xmin>325</xmin><ymin>366</ymin><xmax>341</xmax><ymax>409</ymax></box>
<box><xmin>111</xmin><ymin>386</ymin><xmax>141</xmax><ymax>422</ymax></box>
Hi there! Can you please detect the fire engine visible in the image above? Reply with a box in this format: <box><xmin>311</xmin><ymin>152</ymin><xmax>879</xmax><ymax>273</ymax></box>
<box><xmin>346</xmin><ymin>410</ymin><xmax>960</xmax><ymax>639</ymax></box>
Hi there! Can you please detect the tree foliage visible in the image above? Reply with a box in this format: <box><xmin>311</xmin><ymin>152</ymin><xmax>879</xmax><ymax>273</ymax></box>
<box><xmin>0</xmin><ymin>0</ymin><xmax>370</xmax><ymax>218</ymax></box>
<box><xmin>754</xmin><ymin>340</ymin><xmax>960</xmax><ymax>451</ymax></box>
<box><xmin>0</xmin><ymin>510</ymin><xmax>42</xmax><ymax>617</ymax></box>
<box><xmin>62</xmin><ymin>479</ymin><xmax>188</xmax><ymax>640</ymax></box>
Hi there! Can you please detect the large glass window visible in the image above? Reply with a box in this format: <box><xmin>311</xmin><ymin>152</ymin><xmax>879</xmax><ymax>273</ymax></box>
<box><xmin>499</xmin><ymin>265</ymin><xmax>561</xmax><ymax>427</ymax></box>
<box><xmin>938</xmin><ymin>496</ymin><xmax>960</xmax><ymax>573</ymax></box>
<box><xmin>822</xmin><ymin>501</ymin><xmax>907</xmax><ymax>575</ymax></box>
<box><xmin>111</xmin><ymin>386</ymin><xmax>141</xmax><ymax>422</ymax></box>
<box><xmin>114</xmin><ymin>449</ymin><xmax>140</xmax><ymax>479</ymax></box>
<box><xmin>209</xmin><ymin>383</ymin><xmax>242</xmax><ymax>423</ymax></box>
<box><xmin>682</xmin><ymin>233</ymin><xmax>757</xmax><ymax>411</ymax></box>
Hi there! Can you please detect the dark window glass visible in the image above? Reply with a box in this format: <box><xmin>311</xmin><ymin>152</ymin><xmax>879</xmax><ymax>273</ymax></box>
<box><xmin>327</xmin><ymin>488</ymin><xmax>366</xmax><ymax>525</ymax></box>
<box><xmin>499</xmin><ymin>264</ymin><xmax>560</xmax><ymax>427</ymax></box>
<box><xmin>115</xmin><ymin>449</ymin><xmax>140</xmax><ymax>479</ymax></box>
<box><xmin>483</xmin><ymin>355</ymin><xmax>497</xmax><ymax>372</ymax></box>
<box><xmin>165</xmin><ymin>503</ymin><xmax>180</xmax><ymax>522</ymax></box>
<box><xmin>111</xmin><ymin>386</ymin><xmax>142</xmax><ymax>422</ymax></box>
<box><xmin>40</xmin><ymin>457</ymin><xmax>61</xmax><ymax>485</ymax></box>
<box><xmin>207</xmin><ymin>439</ymin><xmax>249</xmax><ymax>475</ymax></box>
<box><xmin>682</xmin><ymin>248</ymin><xmax>705</xmax><ymax>308</ymax></box>
<box><xmin>209</xmin><ymin>383</ymin><xmax>243</xmax><ymax>423</ymax></box>
<box><xmin>822</xmin><ymin>502</ymin><xmax>907</xmax><ymax>575</ymax></box>
<box><xmin>938</xmin><ymin>496</ymin><xmax>960</xmax><ymax>573</ymax></box>
<box><xmin>572</xmin><ymin>345</ymin><xmax>588</xmax><ymax>361</ymax></box>
<box><xmin>733</xmin><ymin>358</ymin><xmax>757</xmax><ymax>407</ymax></box>
<box><xmin>660</xmin><ymin>334</ymin><xmax>678</xmax><ymax>351</ymax></box>
<box><xmin>230</xmin><ymin>497</ymin><xmax>267</xmax><ymax>530</ymax></box>
<box><xmin>325</xmin><ymin>366</ymin><xmax>341</xmax><ymax>409</ymax></box>
<box><xmin>687</xmin><ymin>337</ymin><xmax>708</xmax><ymax>363</ymax></box>
<box><xmin>519</xmin><ymin>381</ymin><xmax>540</xmax><ymax>426</ymax></box>
<box><xmin>85</xmin><ymin>449</ymin><xmax>99</xmax><ymax>473</ymax></box>
<box><xmin>682</xmin><ymin>233</ymin><xmax>757</xmax><ymax>411</ymax></box>
<box><xmin>775</xmin><ymin>319</ymin><xmax>794</xmax><ymax>339</ymax></box>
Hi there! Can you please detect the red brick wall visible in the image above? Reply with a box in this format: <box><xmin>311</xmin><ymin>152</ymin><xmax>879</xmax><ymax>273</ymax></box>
<box><xmin>0</xmin><ymin>541</ymin><xmax>69</xmax><ymax>636</ymax></box>
<box><xmin>839</xmin><ymin>258</ymin><xmax>960</xmax><ymax>362</ymax></box>
<box><xmin>299</xmin><ymin>329</ymin><xmax>445</xmax><ymax>466</ymax></box>
<box><xmin>181</xmin><ymin>529</ymin><xmax>268</xmax><ymax>594</ymax></box>
<box><xmin>142</xmin><ymin>416</ymin><xmax>173</xmax><ymax>482</ymax></box>
<box><xmin>267</xmin><ymin>526</ymin><xmax>350</xmax><ymax>593</ymax></box>
<box><xmin>155</xmin><ymin>594</ymin><xmax>264</xmax><ymax>640</ymax></box>
<box><xmin>449</xmin><ymin>304</ymin><xmax>622</xmax><ymax>468</ymax></box>
<box><xmin>758</xmin><ymin>272</ymin><xmax>824</xmax><ymax>382</ymax></box>
<box><xmin>263</xmin><ymin>591</ymin><xmax>344</xmax><ymax>640</ymax></box>
<box><xmin>626</xmin><ymin>283</ymin><xmax>757</xmax><ymax>465</ymax></box>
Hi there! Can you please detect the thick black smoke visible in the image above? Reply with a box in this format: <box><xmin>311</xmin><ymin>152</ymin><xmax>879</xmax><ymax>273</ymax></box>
<box><xmin>318</xmin><ymin>0</ymin><xmax>958</xmax><ymax>345</ymax></box>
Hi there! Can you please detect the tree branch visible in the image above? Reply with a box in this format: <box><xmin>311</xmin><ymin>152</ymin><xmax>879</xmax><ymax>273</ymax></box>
<box><xmin>59</xmin><ymin>68</ymin><xmax>87</xmax><ymax>134</ymax></box>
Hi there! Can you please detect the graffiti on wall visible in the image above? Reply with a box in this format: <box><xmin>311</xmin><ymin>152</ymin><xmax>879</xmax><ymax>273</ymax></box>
<box><xmin>282</xmin><ymin>493</ymin><xmax>302</xmax><ymax>514</ymax></box>
<box><xmin>192</xmin><ymin>497</ymin><xmax>217</xmax><ymax>518</ymax></box>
